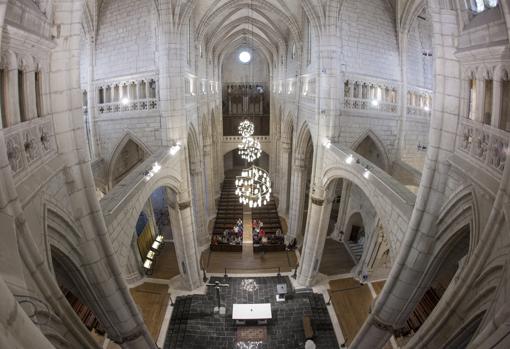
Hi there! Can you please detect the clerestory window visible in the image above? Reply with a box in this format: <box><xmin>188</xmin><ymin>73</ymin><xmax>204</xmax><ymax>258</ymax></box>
<box><xmin>472</xmin><ymin>0</ymin><xmax>498</xmax><ymax>13</ymax></box>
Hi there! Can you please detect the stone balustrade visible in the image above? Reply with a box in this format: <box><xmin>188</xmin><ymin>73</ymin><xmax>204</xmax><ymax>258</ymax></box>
<box><xmin>407</xmin><ymin>86</ymin><xmax>432</xmax><ymax>118</ymax></box>
<box><xmin>95</xmin><ymin>73</ymin><xmax>159</xmax><ymax>115</ymax></box>
<box><xmin>222</xmin><ymin>135</ymin><xmax>270</xmax><ymax>143</ymax></box>
<box><xmin>457</xmin><ymin>118</ymin><xmax>508</xmax><ymax>175</ymax></box>
<box><xmin>343</xmin><ymin>76</ymin><xmax>399</xmax><ymax>114</ymax></box>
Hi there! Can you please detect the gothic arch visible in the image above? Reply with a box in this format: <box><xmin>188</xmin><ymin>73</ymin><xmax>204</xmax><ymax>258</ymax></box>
<box><xmin>436</xmin><ymin>185</ymin><xmax>480</xmax><ymax>259</ymax></box>
<box><xmin>107</xmin><ymin>131</ymin><xmax>152</xmax><ymax>189</ymax></box>
<box><xmin>294</xmin><ymin>121</ymin><xmax>314</xmax><ymax>161</ymax></box>
<box><xmin>351</xmin><ymin>129</ymin><xmax>391</xmax><ymax>171</ymax></box>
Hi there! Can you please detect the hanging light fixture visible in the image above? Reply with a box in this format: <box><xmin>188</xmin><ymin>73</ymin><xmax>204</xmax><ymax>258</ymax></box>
<box><xmin>238</xmin><ymin>120</ymin><xmax>255</xmax><ymax>137</ymax></box>
<box><xmin>238</xmin><ymin>136</ymin><xmax>262</xmax><ymax>162</ymax></box>
<box><xmin>235</xmin><ymin>165</ymin><xmax>272</xmax><ymax>208</ymax></box>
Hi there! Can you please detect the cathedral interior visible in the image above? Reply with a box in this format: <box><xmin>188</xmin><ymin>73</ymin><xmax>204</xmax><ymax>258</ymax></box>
<box><xmin>0</xmin><ymin>0</ymin><xmax>510</xmax><ymax>348</ymax></box>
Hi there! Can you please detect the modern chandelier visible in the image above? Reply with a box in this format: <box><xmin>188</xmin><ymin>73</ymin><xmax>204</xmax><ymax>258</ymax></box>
<box><xmin>238</xmin><ymin>136</ymin><xmax>262</xmax><ymax>162</ymax></box>
<box><xmin>238</xmin><ymin>120</ymin><xmax>255</xmax><ymax>137</ymax></box>
<box><xmin>235</xmin><ymin>165</ymin><xmax>272</xmax><ymax>208</ymax></box>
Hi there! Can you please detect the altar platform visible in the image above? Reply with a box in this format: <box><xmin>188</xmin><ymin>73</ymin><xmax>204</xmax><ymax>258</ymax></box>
<box><xmin>164</xmin><ymin>276</ymin><xmax>338</xmax><ymax>349</ymax></box>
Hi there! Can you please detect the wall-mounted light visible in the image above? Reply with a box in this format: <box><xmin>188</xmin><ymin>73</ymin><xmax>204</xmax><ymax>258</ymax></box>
<box><xmin>363</xmin><ymin>167</ymin><xmax>371</xmax><ymax>179</ymax></box>
<box><xmin>423</xmin><ymin>106</ymin><xmax>430</xmax><ymax>112</ymax></box>
<box><xmin>144</xmin><ymin>162</ymin><xmax>162</xmax><ymax>181</ymax></box>
<box><xmin>345</xmin><ymin>154</ymin><xmax>354</xmax><ymax>164</ymax></box>
<box><xmin>371</xmin><ymin>99</ymin><xmax>379</xmax><ymax>107</ymax></box>
<box><xmin>169</xmin><ymin>143</ymin><xmax>182</xmax><ymax>156</ymax></box>
<box><xmin>323</xmin><ymin>139</ymin><xmax>332</xmax><ymax>149</ymax></box>
<box><xmin>121</xmin><ymin>97</ymin><xmax>129</xmax><ymax>105</ymax></box>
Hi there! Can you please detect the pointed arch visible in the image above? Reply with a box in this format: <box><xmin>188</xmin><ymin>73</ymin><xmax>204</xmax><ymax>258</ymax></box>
<box><xmin>351</xmin><ymin>129</ymin><xmax>391</xmax><ymax>171</ymax></box>
<box><xmin>107</xmin><ymin>131</ymin><xmax>152</xmax><ymax>189</ymax></box>
<box><xmin>294</xmin><ymin>121</ymin><xmax>314</xmax><ymax>160</ymax></box>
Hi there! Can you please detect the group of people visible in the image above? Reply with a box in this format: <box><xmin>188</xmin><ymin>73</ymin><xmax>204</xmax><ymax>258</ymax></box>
<box><xmin>252</xmin><ymin>219</ymin><xmax>284</xmax><ymax>245</ymax></box>
<box><xmin>211</xmin><ymin>219</ymin><xmax>244</xmax><ymax>245</ymax></box>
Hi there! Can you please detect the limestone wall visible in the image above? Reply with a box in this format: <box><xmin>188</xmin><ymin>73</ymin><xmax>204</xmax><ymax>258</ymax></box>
<box><xmin>95</xmin><ymin>0</ymin><xmax>156</xmax><ymax>79</ymax></box>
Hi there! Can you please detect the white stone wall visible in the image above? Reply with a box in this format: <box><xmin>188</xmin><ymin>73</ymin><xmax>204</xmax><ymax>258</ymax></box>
<box><xmin>406</xmin><ymin>15</ymin><xmax>433</xmax><ymax>90</ymax></box>
<box><xmin>95</xmin><ymin>114</ymin><xmax>162</xmax><ymax>161</ymax></box>
<box><xmin>95</xmin><ymin>0</ymin><xmax>156</xmax><ymax>79</ymax></box>
<box><xmin>222</xmin><ymin>48</ymin><xmax>269</xmax><ymax>83</ymax></box>
<box><xmin>79</xmin><ymin>32</ymin><xmax>90</xmax><ymax>88</ymax></box>
<box><xmin>339</xmin><ymin>114</ymin><xmax>399</xmax><ymax>161</ymax></box>
<box><xmin>400</xmin><ymin>116</ymin><xmax>430</xmax><ymax>170</ymax></box>
<box><xmin>340</xmin><ymin>0</ymin><xmax>400</xmax><ymax>81</ymax></box>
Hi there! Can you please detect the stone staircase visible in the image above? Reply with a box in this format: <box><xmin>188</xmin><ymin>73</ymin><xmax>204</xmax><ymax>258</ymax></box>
<box><xmin>347</xmin><ymin>241</ymin><xmax>364</xmax><ymax>262</ymax></box>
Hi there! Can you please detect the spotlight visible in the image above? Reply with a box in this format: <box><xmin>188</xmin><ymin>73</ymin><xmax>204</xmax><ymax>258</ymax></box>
<box><xmin>371</xmin><ymin>99</ymin><xmax>379</xmax><ymax>107</ymax></box>
<box><xmin>363</xmin><ymin>168</ymin><xmax>370</xmax><ymax>179</ymax></box>
<box><xmin>424</xmin><ymin>106</ymin><xmax>430</xmax><ymax>112</ymax></box>
<box><xmin>345</xmin><ymin>155</ymin><xmax>354</xmax><ymax>164</ymax></box>
<box><xmin>121</xmin><ymin>97</ymin><xmax>129</xmax><ymax>105</ymax></box>
<box><xmin>323</xmin><ymin>139</ymin><xmax>332</xmax><ymax>149</ymax></box>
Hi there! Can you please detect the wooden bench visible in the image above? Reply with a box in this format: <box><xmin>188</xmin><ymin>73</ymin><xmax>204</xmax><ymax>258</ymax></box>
<box><xmin>303</xmin><ymin>315</ymin><xmax>315</xmax><ymax>340</ymax></box>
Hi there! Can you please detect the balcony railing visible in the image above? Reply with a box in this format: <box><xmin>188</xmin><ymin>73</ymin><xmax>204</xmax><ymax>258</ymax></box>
<box><xmin>97</xmin><ymin>98</ymin><xmax>158</xmax><ymax>115</ymax></box>
<box><xmin>457</xmin><ymin>118</ymin><xmax>508</xmax><ymax>175</ymax></box>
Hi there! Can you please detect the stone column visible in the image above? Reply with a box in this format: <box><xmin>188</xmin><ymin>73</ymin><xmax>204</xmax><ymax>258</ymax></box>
<box><xmin>190</xmin><ymin>164</ymin><xmax>208</xmax><ymax>246</ymax></box>
<box><xmin>278</xmin><ymin>140</ymin><xmax>292</xmax><ymax>217</ymax></box>
<box><xmin>491</xmin><ymin>78</ymin><xmax>502</xmax><ymax>128</ymax></box>
<box><xmin>169</xmin><ymin>191</ymin><xmax>202</xmax><ymax>290</ymax></box>
<box><xmin>351</xmin><ymin>8</ymin><xmax>462</xmax><ymax>348</ymax></box>
<box><xmin>296</xmin><ymin>186</ymin><xmax>331</xmax><ymax>286</ymax></box>
<box><xmin>5</xmin><ymin>51</ymin><xmax>21</xmax><ymax>126</ymax></box>
<box><xmin>287</xmin><ymin>159</ymin><xmax>306</xmax><ymax>242</ymax></box>
<box><xmin>0</xmin><ymin>274</ymin><xmax>56</xmax><ymax>349</ymax></box>
<box><xmin>25</xmin><ymin>67</ymin><xmax>37</xmax><ymax>120</ymax></box>
<box><xmin>475</xmin><ymin>78</ymin><xmax>485</xmax><ymax>123</ymax></box>
<box><xmin>203</xmin><ymin>143</ymin><xmax>216</xmax><ymax>218</ymax></box>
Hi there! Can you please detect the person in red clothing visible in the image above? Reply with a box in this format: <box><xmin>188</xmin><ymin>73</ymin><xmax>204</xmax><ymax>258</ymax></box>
<box><xmin>259</xmin><ymin>228</ymin><xmax>265</xmax><ymax>238</ymax></box>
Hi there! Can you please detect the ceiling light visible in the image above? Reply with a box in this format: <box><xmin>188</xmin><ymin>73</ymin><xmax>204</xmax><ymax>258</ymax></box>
<box><xmin>238</xmin><ymin>136</ymin><xmax>262</xmax><ymax>162</ymax></box>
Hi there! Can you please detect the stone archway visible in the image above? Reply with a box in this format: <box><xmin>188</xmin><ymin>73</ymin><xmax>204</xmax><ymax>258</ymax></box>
<box><xmin>287</xmin><ymin>121</ymin><xmax>314</xmax><ymax>244</ymax></box>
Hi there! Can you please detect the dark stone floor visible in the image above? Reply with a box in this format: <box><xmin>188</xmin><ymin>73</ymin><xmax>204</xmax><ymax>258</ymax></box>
<box><xmin>164</xmin><ymin>276</ymin><xmax>339</xmax><ymax>349</ymax></box>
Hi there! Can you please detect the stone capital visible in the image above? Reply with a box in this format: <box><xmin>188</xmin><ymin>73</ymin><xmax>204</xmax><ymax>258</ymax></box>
<box><xmin>178</xmin><ymin>201</ymin><xmax>191</xmax><ymax>210</ymax></box>
<box><xmin>311</xmin><ymin>196</ymin><xmax>324</xmax><ymax>206</ymax></box>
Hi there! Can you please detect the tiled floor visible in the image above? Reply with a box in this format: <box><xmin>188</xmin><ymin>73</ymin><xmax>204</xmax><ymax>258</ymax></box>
<box><xmin>164</xmin><ymin>276</ymin><xmax>339</xmax><ymax>349</ymax></box>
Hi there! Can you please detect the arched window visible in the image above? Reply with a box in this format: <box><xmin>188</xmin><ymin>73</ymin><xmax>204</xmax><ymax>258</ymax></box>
<box><xmin>472</xmin><ymin>0</ymin><xmax>498</xmax><ymax>13</ymax></box>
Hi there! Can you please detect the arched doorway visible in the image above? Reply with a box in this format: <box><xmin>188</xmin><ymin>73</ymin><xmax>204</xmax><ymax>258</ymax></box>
<box><xmin>131</xmin><ymin>186</ymin><xmax>179</xmax><ymax>280</ymax></box>
<box><xmin>397</xmin><ymin>225</ymin><xmax>471</xmax><ymax>342</ymax></box>
<box><xmin>50</xmin><ymin>246</ymin><xmax>107</xmax><ymax>348</ymax></box>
